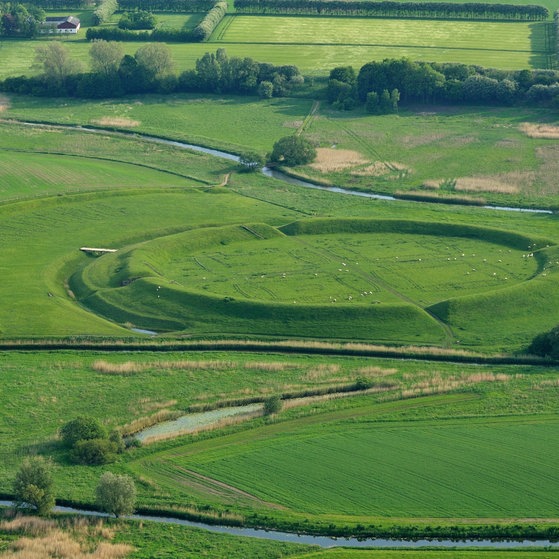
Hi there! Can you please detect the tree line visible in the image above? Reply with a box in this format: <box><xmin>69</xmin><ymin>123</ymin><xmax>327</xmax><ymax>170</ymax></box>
<box><xmin>118</xmin><ymin>0</ymin><xmax>214</xmax><ymax>10</ymax></box>
<box><xmin>0</xmin><ymin>43</ymin><xmax>304</xmax><ymax>99</ymax></box>
<box><xmin>327</xmin><ymin>58</ymin><xmax>559</xmax><ymax>111</ymax></box>
<box><xmin>234</xmin><ymin>0</ymin><xmax>548</xmax><ymax>21</ymax></box>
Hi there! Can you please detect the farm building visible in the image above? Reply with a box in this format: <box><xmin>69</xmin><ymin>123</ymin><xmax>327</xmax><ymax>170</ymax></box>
<box><xmin>40</xmin><ymin>16</ymin><xmax>81</xmax><ymax>34</ymax></box>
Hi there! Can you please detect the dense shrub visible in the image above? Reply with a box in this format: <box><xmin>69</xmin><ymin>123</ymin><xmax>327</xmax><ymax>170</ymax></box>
<box><xmin>119</xmin><ymin>9</ymin><xmax>157</xmax><ymax>29</ymax></box>
<box><xmin>263</xmin><ymin>395</ymin><xmax>282</xmax><ymax>415</ymax></box>
<box><xmin>60</xmin><ymin>416</ymin><xmax>107</xmax><ymax>447</ymax></box>
<box><xmin>118</xmin><ymin>0</ymin><xmax>213</xmax><ymax>10</ymax></box>
<box><xmin>527</xmin><ymin>325</ymin><xmax>559</xmax><ymax>358</ymax></box>
<box><xmin>72</xmin><ymin>438</ymin><xmax>118</xmax><ymax>465</ymax></box>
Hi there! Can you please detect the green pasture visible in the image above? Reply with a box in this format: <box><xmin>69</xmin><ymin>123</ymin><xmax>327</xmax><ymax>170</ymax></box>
<box><xmin>290</xmin><ymin>553</ymin><xmax>559</xmax><ymax>559</ymax></box>
<box><xmin>1</xmin><ymin>117</ymin><xmax>559</xmax><ymax>349</ymax></box>
<box><xmin>71</xmin><ymin>217</ymin><xmax>556</xmax><ymax>346</ymax></box>
<box><xmin>5</xmin><ymin>98</ymin><xmax>559</xmax><ymax>209</ymax></box>
<box><xmin>109</xmin><ymin>224</ymin><xmax>539</xmax><ymax>306</ymax></box>
<box><xmin>2</xmin><ymin>95</ymin><xmax>314</xmax><ymax>153</ymax></box>
<box><xmin>300</xmin><ymin>105</ymin><xmax>559</xmax><ymax>208</ymax></box>
<box><xmin>216</xmin><ymin>15</ymin><xmax>548</xmax><ymax>71</ymax></box>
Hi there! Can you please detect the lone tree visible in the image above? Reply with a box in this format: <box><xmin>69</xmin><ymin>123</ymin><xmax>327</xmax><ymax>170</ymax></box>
<box><xmin>96</xmin><ymin>472</ymin><xmax>136</xmax><ymax>518</ymax></box>
<box><xmin>269</xmin><ymin>136</ymin><xmax>316</xmax><ymax>167</ymax></box>
<box><xmin>263</xmin><ymin>395</ymin><xmax>282</xmax><ymax>416</ymax></box>
<box><xmin>238</xmin><ymin>151</ymin><xmax>264</xmax><ymax>172</ymax></box>
<box><xmin>13</xmin><ymin>456</ymin><xmax>55</xmax><ymax>516</ymax></box>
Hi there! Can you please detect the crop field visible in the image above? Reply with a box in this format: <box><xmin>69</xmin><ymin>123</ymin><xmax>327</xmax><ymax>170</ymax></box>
<box><xmin>215</xmin><ymin>15</ymin><xmax>550</xmax><ymax>70</ymax></box>
<box><xmin>130</xmin><ymin>398</ymin><xmax>559</xmax><ymax>519</ymax></box>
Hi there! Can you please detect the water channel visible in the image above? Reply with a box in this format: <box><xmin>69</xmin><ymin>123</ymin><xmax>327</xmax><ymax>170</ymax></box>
<box><xmin>0</xmin><ymin>500</ymin><xmax>557</xmax><ymax>549</ymax></box>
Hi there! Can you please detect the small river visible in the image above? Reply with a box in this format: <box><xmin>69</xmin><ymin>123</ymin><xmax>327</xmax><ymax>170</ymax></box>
<box><xmin>0</xmin><ymin>500</ymin><xmax>557</xmax><ymax>549</ymax></box>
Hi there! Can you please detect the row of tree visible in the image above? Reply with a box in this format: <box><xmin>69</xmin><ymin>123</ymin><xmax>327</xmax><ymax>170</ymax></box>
<box><xmin>192</xmin><ymin>0</ymin><xmax>226</xmax><ymax>40</ymax></box>
<box><xmin>234</xmin><ymin>0</ymin><xmax>548</xmax><ymax>20</ymax></box>
<box><xmin>13</xmin><ymin>456</ymin><xmax>136</xmax><ymax>518</ymax></box>
<box><xmin>327</xmin><ymin>58</ymin><xmax>559</xmax><ymax>110</ymax></box>
<box><xmin>93</xmin><ymin>0</ymin><xmax>118</xmax><ymax>25</ymax></box>
<box><xmin>0</xmin><ymin>43</ymin><xmax>304</xmax><ymax>99</ymax></box>
<box><xmin>0</xmin><ymin>3</ymin><xmax>45</xmax><ymax>37</ymax></box>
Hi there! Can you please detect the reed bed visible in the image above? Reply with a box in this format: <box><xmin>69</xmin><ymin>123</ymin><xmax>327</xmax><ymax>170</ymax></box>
<box><xmin>0</xmin><ymin>517</ymin><xmax>132</xmax><ymax>559</ymax></box>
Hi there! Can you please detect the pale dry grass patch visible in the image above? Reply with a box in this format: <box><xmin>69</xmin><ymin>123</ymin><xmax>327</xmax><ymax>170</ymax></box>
<box><xmin>455</xmin><ymin>176</ymin><xmax>520</xmax><ymax>194</ymax></box>
<box><xmin>309</xmin><ymin>148</ymin><xmax>368</xmax><ymax>172</ymax></box>
<box><xmin>401</xmin><ymin>132</ymin><xmax>445</xmax><ymax>147</ymax></box>
<box><xmin>283</xmin><ymin>120</ymin><xmax>304</xmax><ymax>128</ymax></box>
<box><xmin>520</xmin><ymin>122</ymin><xmax>559</xmax><ymax>139</ymax></box>
<box><xmin>93</xmin><ymin>360</ymin><xmax>145</xmax><ymax>375</ymax></box>
<box><xmin>401</xmin><ymin>370</ymin><xmax>517</xmax><ymax>398</ymax></box>
<box><xmin>1</xmin><ymin>517</ymin><xmax>56</xmax><ymax>536</ymax></box>
<box><xmin>243</xmin><ymin>361</ymin><xmax>296</xmax><ymax>372</ymax></box>
<box><xmin>422</xmin><ymin>180</ymin><xmax>441</xmax><ymax>189</ymax></box>
<box><xmin>351</xmin><ymin>161</ymin><xmax>409</xmax><ymax>177</ymax></box>
<box><xmin>90</xmin><ymin>117</ymin><xmax>140</xmax><ymax>128</ymax></box>
<box><xmin>93</xmin><ymin>359</ymin><xmax>236</xmax><ymax>374</ymax></box>
<box><xmin>1</xmin><ymin>518</ymin><xmax>132</xmax><ymax>559</ymax></box>
<box><xmin>355</xmin><ymin>366</ymin><xmax>398</xmax><ymax>377</ymax></box>
<box><xmin>302</xmin><ymin>363</ymin><xmax>341</xmax><ymax>381</ymax></box>
<box><xmin>535</xmin><ymin>145</ymin><xmax>559</xmax><ymax>196</ymax></box>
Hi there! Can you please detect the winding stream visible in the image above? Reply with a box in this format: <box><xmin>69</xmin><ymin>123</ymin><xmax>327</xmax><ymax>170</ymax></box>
<box><xmin>0</xmin><ymin>501</ymin><xmax>557</xmax><ymax>549</ymax></box>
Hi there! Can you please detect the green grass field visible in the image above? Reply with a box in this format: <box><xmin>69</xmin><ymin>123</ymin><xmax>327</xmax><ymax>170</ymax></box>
<box><xmin>0</xmin><ymin>9</ymin><xmax>553</xmax><ymax>80</ymax></box>
<box><xmin>215</xmin><ymin>15</ymin><xmax>550</xmax><ymax>70</ymax></box>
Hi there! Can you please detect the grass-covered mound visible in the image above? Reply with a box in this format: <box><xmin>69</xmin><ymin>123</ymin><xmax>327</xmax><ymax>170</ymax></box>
<box><xmin>71</xmin><ymin>218</ymin><xmax>553</xmax><ymax>347</ymax></box>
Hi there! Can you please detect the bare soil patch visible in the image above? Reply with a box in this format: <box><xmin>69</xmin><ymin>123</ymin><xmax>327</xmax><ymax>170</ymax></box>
<box><xmin>310</xmin><ymin>147</ymin><xmax>368</xmax><ymax>172</ymax></box>
<box><xmin>90</xmin><ymin>117</ymin><xmax>140</xmax><ymax>128</ymax></box>
<box><xmin>520</xmin><ymin>122</ymin><xmax>559</xmax><ymax>139</ymax></box>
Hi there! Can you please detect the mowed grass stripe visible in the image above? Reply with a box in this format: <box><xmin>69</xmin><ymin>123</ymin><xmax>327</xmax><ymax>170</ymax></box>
<box><xmin>157</xmin><ymin>419</ymin><xmax>559</xmax><ymax>517</ymax></box>
<box><xmin>219</xmin><ymin>16</ymin><xmax>545</xmax><ymax>53</ymax></box>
